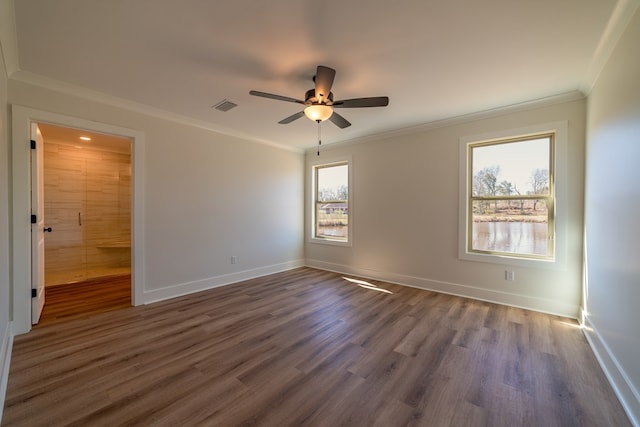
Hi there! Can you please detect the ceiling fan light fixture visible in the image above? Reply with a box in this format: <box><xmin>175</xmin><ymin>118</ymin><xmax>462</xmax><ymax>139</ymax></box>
<box><xmin>304</xmin><ymin>104</ymin><xmax>333</xmax><ymax>122</ymax></box>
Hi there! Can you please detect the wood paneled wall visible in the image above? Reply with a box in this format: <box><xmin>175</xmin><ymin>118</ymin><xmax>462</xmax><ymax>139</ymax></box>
<box><xmin>44</xmin><ymin>141</ymin><xmax>131</xmax><ymax>286</ymax></box>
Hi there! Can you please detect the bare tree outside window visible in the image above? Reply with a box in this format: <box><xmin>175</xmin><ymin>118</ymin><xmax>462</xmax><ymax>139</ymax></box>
<box><xmin>529</xmin><ymin>168</ymin><xmax>550</xmax><ymax>210</ymax></box>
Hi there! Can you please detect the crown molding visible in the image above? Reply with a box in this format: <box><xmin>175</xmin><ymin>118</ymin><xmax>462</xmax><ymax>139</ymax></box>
<box><xmin>580</xmin><ymin>0</ymin><xmax>640</xmax><ymax>95</ymax></box>
<box><xmin>0</xmin><ymin>0</ymin><xmax>19</xmax><ymax>77</ymax></box>
<box><xmin>12</xmin><ymin>68</ymin><xmax>582</xmax><ymax>158</ymax></box>
<box><xmin>308</xmin><ymin>90</ymin><xmax>586</xmax><ymax>154</ymax></box>
<box><xmin>10</xmin><ymin>70</ymin><xmax>303</xmax><ymax>154</ymax></box>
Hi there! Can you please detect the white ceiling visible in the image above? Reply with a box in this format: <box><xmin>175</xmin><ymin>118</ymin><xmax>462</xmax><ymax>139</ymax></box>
<box><xmin>6</xmin><ymin>0</ymin><xmax>630</xmax><ymax>151</ymax></box>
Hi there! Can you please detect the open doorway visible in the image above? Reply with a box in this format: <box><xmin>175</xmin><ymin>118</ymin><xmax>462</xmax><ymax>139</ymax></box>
<box><xmin>37</xmin><ymin>123</ymin><xmax>132</xmax><ymax>324</ymax></box>
<box><xmin>11</xmin><ymin>105</ymin><xmax>145</xmax><ymax>334</ymax></box>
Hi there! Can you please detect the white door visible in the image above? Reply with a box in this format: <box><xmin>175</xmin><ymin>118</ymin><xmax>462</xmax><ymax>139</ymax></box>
<box><xmin>31</xmin><ymin>123</ymin><xmax>46</xmax><ymax>324</ymax></box>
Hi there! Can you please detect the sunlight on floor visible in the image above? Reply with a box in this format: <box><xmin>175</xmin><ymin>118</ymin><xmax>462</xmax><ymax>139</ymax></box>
<box><xmin>558</xmin><ymin>320</ymin><xmax>592</xmax><ymax>332</ymax></box>
<box><xmin>342</xmin><ymin>277</ymin><xmax>393</xmax><ymax>294</ymax></box>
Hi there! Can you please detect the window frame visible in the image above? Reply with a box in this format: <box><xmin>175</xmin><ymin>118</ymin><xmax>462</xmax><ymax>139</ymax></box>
<box><xmin>459</xmin><ymin>122</ymin><xmax>568</xmax><ymax>268</ymax></box>
<box><xmin>309</xmin><ymin>156</ymin><xmax>352</xmax><ymax>247</ymax></box>
<box><xmin>468</xmin><ymin>133</ymin><xmax>555</xmax><ymax>260</ymax></box>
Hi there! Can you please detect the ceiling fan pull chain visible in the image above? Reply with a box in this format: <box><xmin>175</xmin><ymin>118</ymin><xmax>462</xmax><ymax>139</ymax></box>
<box><xmin>317</xmin><ymin>120</ymin><xmax>322</xmax><ymax>156</ymax></box>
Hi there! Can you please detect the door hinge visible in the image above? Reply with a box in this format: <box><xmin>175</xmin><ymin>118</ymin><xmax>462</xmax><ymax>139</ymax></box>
<box><xmin>31</xmin><ymin>288</ymin><xmax>37</xmax><ymax>298</ymax></box>
<box><xmin>30</xmin><ymin>139</ymin><xmax>36</xmax><ymax>149</ymax></box>
<box><xmin>31</xmin><ymin>214</ymin><xmax>37</xmax><ymax>224</ymax></box>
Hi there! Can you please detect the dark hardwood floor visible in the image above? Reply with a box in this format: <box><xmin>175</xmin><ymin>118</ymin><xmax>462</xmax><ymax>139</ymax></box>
<box><xmin>2</xmin><ymin>267</ymin><xmax>630</xmax><ymax>426</ymax></box>
<box><xmin>38</xmin><ymin>274</ymin><xmax>132</xmax><ymax>325</ymax></box>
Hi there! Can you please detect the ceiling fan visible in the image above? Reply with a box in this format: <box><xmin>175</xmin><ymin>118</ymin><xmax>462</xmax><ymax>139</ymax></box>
<box><xmin>249</xmin><ymin>65</ymin><xmax>389</xmax><ymax>129</ymax></box>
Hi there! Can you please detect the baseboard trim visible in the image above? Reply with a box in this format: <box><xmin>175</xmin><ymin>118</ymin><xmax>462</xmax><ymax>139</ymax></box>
<box><xmin>583</xmin><ymin>315</ymin><xmax>640</xmax><ymax>427</ymax></box>
<box><xmin>0</xmin><ymin>321</ymin><xmax>14</xmax><ymax>424</ymax></box>
<box><xmin>305</xmin><ymin>259</ymin><xmax>579</xmax><ymax>318</ymax></box>
<box><xmin>142</xmin><ymin>260</ymin><xmax>305</xmax><ymax>304</ymax></box>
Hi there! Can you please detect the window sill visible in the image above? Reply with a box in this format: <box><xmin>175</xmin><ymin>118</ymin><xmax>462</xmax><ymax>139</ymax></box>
<box><xmin>309</xmin><ymin>237</ymin><xmax>352</xmax><ymax>247</ymax></box>
<box><xmin>459</xmin><ymin>249</ymin><xmax>560</xmax><ymax>270</ymax></box>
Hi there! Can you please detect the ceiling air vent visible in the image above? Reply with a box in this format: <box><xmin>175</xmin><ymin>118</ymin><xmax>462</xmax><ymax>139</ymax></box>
<box><xmin>212</xmin><ymin>99</ymin><xmax>238</xmax><ymax>112</ymax></box>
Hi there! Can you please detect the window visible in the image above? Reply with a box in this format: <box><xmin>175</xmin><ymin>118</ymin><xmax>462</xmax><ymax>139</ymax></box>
<box><xmin>312</xmin><ymin>161</ymin><xmax>350</xmax><ymax>244</ymax></box>
<box><xmin>466</xmin><ymin>133</ymin><xmax>555</xmax><ymax>260</ymax></box>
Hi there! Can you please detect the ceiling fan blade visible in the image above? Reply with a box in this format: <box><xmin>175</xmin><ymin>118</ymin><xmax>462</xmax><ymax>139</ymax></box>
<box><xmin>278</xmin><ymin>111</ymin><xmax>305</xmax><ymax>124</ymax></box>
<box><xmin>249</xmin><ymin>90</ymin><xmax>305</xmax><ymax>104</ymax></box>
<box><xmin>333</xmin><ymin>96</ymin><xmax>389</xmax><ymax>108</ymax></box>
<box><xmin>329</xmin><ymin>111</ymin><xmax>351</xmax><ymax>129</ymax></box>
<box><xmin>314</xmin><ymin>66</ymin><xmax>336</xmax><ymax>103</ymax></box>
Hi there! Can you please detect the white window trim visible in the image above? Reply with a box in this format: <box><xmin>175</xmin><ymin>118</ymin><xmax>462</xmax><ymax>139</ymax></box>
<box><xmin>458</xmin><ymin>121</ymin><xmax>568</xmax><ymax>269</ymax></box>
<box><xmin>308</xmin><ymin>154</ymin><xmax>353</xmax><ymax>247</ymax></box>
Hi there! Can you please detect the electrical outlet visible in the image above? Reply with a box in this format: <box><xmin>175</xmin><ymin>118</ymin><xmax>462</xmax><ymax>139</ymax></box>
<box><xmin>231</xmin><ymin>256</ymin><xmax>237</xmax><ymax>265</ymax></box>
<box><xmin>505</xmin><ymin>270</ymin><xmax>515</xmax><ymax>281</ymax></box>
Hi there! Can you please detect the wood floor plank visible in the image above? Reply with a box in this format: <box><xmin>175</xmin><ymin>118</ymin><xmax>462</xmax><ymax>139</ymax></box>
<box><xmin>38</xmin><ymin>274</ymin><xmax>132</xmax><ymax>325</ymax></box>
<box><xmin>2</xmin><ymin>267</ymin><xmax>631</xmax><ymax>426</ymax></box>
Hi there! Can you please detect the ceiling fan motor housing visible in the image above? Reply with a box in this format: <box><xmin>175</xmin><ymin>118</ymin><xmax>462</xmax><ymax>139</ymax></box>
<box><xmin>305</xmin><ymin>89</ymin><xmax>333</xmax><ymax>105</ymax></box>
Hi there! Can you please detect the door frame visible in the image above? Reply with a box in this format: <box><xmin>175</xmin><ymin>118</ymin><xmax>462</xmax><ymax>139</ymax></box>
<box><xmin>11</xmin><ymin>105</ymin><xmax>145</xmax><ymax>334</ymax></box>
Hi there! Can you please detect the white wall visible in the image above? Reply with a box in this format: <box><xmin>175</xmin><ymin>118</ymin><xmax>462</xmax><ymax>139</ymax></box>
<box><xmin>8</xmin><ymin>78</ymin><xmax>305</xmax><ymax>308</ymax></box>
<box><xmin>306</xmin><ymin>97</ymin><xmax>586</xmax><ymax>318</ymax></box>
<box><xmin>0</xmin><ymin>34</ymin><xmax>12</xmax><ymax>425</ymax></box>
<box><xmin>584</xmin><ymin>8</ymin><xmax>640</xmax><ymax>425</ymax></box>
